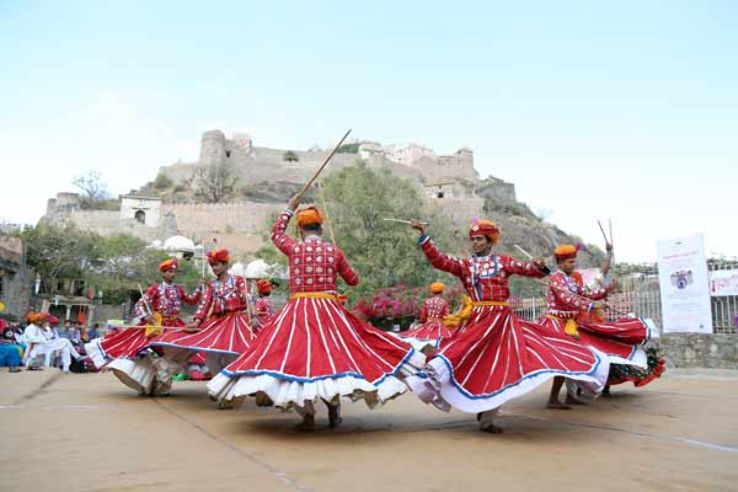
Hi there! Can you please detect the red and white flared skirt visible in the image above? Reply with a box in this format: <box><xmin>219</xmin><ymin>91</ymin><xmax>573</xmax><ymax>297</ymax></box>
<box><xmin>207</xmin><ymin>297</ymin><xmax>426</xmax><ymax>409</ymax></box>
<box><xmin>406</xmin><ymin>306</ymin><xmax>609</xmax><ymax>413</ymax></box>
<box><xmin>538</xmin><ymin>315</ymin><xmax>650</xmax><ymax>368</ymax></box>
<box><xmin>395</xmin><ymin>319</ymin><xmax>454</xmax><ymax>352</ymax></box>
<box><xmin>151</xmin><ymin>311</ymin><xmax>256</xmax><ymax>356</ymax></box>
<box><xmin>85</xmin><ymin>318</ymin><xmax>186</xmax><ymax>369</ymax></box>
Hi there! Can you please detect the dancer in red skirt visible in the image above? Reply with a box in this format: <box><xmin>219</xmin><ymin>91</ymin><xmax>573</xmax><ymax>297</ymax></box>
<box><xmin>150</xmin><ymin>248</ymin><xmax>257</xmax><ymax>379</ymax></box>
<box><xmin>405</xmin><ymin>219</ymin><xmax>609</xmax><ymax>433</ymax></box>
<box><xmin>254</xmin><ymin>278</ymin><xmax>276</xmax><ymax>331</ymax></box>
<box><xmin>85</xmin><ymin>258</ymin><xmax>202</xmax><ymax>395</ymax></box>
<box><xmin>397</xmin><ymin>281</ymin><xmax>452</xmax><ymax>354</ymax></box>
<box><xmin>208</xmin><ymin>198</ymin><xmax>424</xmax><ymax>431</ymax></box>
<box><xmin>540</xmin><ymin>244</ymin><xmax>662</xmax><ymax>407</ymax></box>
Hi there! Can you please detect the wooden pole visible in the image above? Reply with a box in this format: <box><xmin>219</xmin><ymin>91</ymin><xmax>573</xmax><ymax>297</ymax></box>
<box><xmin>316</xmin><ymin>180</ymin><xmax>336</xmax><ymax>244</ymax></box>
<box><xmin>294</xmin><ymin>129</ymin><xmax>351</xmax><ymax>203</ymax></box>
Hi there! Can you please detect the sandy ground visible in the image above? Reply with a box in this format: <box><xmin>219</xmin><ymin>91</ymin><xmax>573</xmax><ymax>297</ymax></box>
<box><xmin>1</xmin><ymin>369</ymin><xmax>737</xmax><ymax>492</ymax></box>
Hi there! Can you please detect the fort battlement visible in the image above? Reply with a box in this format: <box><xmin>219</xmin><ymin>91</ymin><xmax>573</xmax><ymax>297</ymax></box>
<box><xmin>42</xmin><ymin>130</ymin><xmax>517</xmax><ymax>256</ymax></box>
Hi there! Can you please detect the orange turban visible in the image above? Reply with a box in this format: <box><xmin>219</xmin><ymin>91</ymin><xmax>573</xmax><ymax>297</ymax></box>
<box><xmin>207</xmin><ymin>248</ymin><xmax>230</xmax><ymax>265</ymax></box>
<box><xmin>296</xmin><ymin>206</ymin><xmax>323</xmax><ymax>227</ymax></box>
<box><xmin>28</xmin><ymin>312</ymin><xmax>48</xmax><ymax>324</ymax></box>
<box><xmin>468</xmin><ymin>219</ymin><xmax>500</xmax><ymax>244</ymax></box>
<box><xmin>256</xmin><ymin>278</ymin><xmax>273</xmax><ymax>294</ymax></box>
<box><xmin>159</xmin><ymin>258</ymin><xmax>179</xmax><ymax>273</ymax></box>
<box><xmin>430</xmin><ymin>282</ymin><xmax>445</xmax><ymax>294</ymax></box>
<box><xmin>554</xmin><ymin>244</ymin><xmax>578</xmax><ymax>261</ymax></box>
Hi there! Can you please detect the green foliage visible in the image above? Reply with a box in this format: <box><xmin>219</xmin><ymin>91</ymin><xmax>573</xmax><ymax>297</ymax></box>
<box><xmin>336</xmin><ymin>143</ymin><xmax>360</xmax><ymax>154</ymax></box>
<box><xmin>318</xmin><ymin>163</ymin><xmax>460</xmax><ymax>300</ymax></box>
<box><xmin>153</xmin><ymin>173</ymin><xmax>174</xmax><ymax>190</ymax></box>
<box><xmin>21</xmin><ymin>223</ymin><xmax>203</xmax><ymax>305</ymax></box>
<box><xmin>22</xmin><ymin>222</ymin><xmax>96</xmax><ymax>293</ymax></box>
<box><xmin>255</xmin><ymin>162</ymin><xmax>461</xmax><ymax>301</ymax></box>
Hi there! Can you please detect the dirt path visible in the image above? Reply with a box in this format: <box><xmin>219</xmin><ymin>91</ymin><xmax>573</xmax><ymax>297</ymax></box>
<box><xmin>1</xmin><ymin>370</ymin><xmax>737</xmax><ymax>491</ymax></box>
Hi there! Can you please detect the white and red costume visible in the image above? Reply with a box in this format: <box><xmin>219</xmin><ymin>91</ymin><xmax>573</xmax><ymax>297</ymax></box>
<box><xmin>398</xmin><ymin>294</ymin><xmax>452</xmax><ymax>352</ymax></box>
<box><xmin>254</xmin><ymin>279</ymin><xmax>276</xmax><ymax>331</ymax></box>
<box><xmin>208</xmin><ymin>208</ymin><xmax>424</xmax><ymax>409</ymax></box>
<box><xmin>539</xmin><ymin>269</ymin><xmax>663</xmax><ymax>386</ymax></box>
<box><xmin>407</xmin><ymin>229</ymin><xmax>608</xmax><ymax>415</ymax></box>
<box><xmin>151</xmin><ymin>268</ymin><xmax>257</xmax><ymax>375</ymax></box>
<box><xmin>86</xmin><ymin>267</ymin><xmax>202</xmax><ymax>394</ymax></box>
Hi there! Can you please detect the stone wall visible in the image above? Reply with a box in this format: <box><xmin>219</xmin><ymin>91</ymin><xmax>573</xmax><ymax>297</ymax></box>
<box><xmin>661</xmin><ymin>334</ymin><xmax>738</xmax><ymax>369</ymax></box>
<box><xmin>1</xmin><ymin>268</ymin><xmax>34</xmax><ymax>320</ymax></box>
<box><xmin>162</xmin><ymin>202</ymin><xmax>279</xmax><ymax>239</ymax></box>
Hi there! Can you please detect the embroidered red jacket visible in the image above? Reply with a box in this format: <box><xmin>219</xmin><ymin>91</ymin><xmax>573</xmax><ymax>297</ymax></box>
<box><xmin>419</xmin><ymin>236</ymin><xmax>547</xmax><ymax>302</ymax></box>
<box><xmin>194</xmin><ymin>274</ymin><xmax>248</xmax><ymax>323</ymax></box>
<box><xmin>272</xmin><ymin>210</ymin><xmax>359</xmax><ymax>293</ymax></box>
<box><xmin>421</xmin><ymin>296</ymin><xmax>449</xmax><ymax>321</ymax></box>
<box><xmin>134</xmin><ymin>282</ymin><xmax>202</xmax><ymax>318</ymax></box>
<box><xmin>546</xmin><ymin>270</ymin><xmax>607</xmax><ymax>315</ymax></box>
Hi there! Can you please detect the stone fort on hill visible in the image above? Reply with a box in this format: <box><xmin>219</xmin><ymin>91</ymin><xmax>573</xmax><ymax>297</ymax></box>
<box><xmin>43</xmin><ymin>130</ymin><xmax>517</xmax><ymax>257</ymax></box>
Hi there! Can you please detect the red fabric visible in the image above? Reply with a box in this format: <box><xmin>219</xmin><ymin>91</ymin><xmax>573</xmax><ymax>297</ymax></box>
<box><xmin>419</xmin><ymin>237</ymin><xmax>601</xmax><ymax>398</ymax></box>
<box><xmin>193</xmin><ymin>275</ymin><xmax>248</xmax><ymax>323</ymax></box>
<box><xmin>223</xmin><ymin>297</ymin><xmax>413</xmax><ymax>381</ymax></box>
<box><xmin>255</xmin><ymin>297</ymin><xmax>275</xmax><ymax>326</ymax></box>
<box><xmin>546</xmin><ymin>271</ymin><xmax>606</xmax><ymax>313</ymax></box>
<box><xmin>420</xmin><ymin>296</ymin><xmax>449</xmax><ymax>322</ymax></box>
<box><xmin>153</xmin><ymin>311</ymin><xmax>255</xmax><ymax>355</ymax></box>
<box><xmin>134</xmin><ymin>282</ymin><xmax>202</xmax><ymax>319</ymax></box>
<box><xmin>420</xmin><ymin>237</ymin><xmax>546</xmax><ymax>303</ymax></box>
<box><xmin>256</xmin><ymin>279</ymin><xmax>272</xmax><ymax>294</ymax></box>
<box><xmin>436</xmin><ymin>305</ymin><xmax>601</xmax><ymax>397</ymax></box>
<box><xmin>545</xmin><ymin>271</ymin><xmax>647</xmax><ymax>347</ymax></box>
<box><xmin>272</xmin><ymin>210</ymin><xmax>359</xmax><ymax>293</ymax></box>
<box><xmin>400</xmin><ymin>296</ymin><xmax>451</xmax><ymax>341</ymax></box>
<box><xmin>221</xmin><ymin>212</ymin><xmax>413</xmax><ymax>384</ymax></box>
<box><xmin>538</xmin><ymin>316</ymin><xmax>644</xmax><ymax>361</ymax></box>
<box><xmin>96</xmin><ymin>316</ymin><xmax>186</xmax><ymax>361</ymax></box>
<box><xmin>414</xmin><ymin>238</ymin><xmax>598</xmax><ymax>396</ymax></box>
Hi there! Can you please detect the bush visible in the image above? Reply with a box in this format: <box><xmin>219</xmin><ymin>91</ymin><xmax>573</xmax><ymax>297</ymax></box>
<box><xmin>154</xmin><ymin>173</ymin><xmax>174</xmax><ymax>189</ymax></box>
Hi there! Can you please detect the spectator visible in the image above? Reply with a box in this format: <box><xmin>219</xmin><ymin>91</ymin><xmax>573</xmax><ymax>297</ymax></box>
<box><xmin>86</xmin><ymin>323</ymin><xmax>100</xmax><ymax>342</ymax></box>
<box><xmin>0</xmin><ymin>320</ymin><xmax>23</xmax><ymax>372</ymax></box>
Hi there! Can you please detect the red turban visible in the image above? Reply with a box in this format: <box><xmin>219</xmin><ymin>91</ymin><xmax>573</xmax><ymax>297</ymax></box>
<box><xmin>296</xmin><ymin>206</ymin><xmax>323</xmax><ymax>227</ymax></box>
<box><xmin>207</xmin><ymin>248</ymin><xmax>230</xmax><ymax>265</ymax></box>
<box><xmin>468</xmin><ymin>219</ymin><xmax>500</xmax><ymax>244</ymax></box>
<box><xmin>256</xmin><ymin>279</ymin><xmax>273</xmax><ymax>294</ymax></box>
<box><xmin>48</xmin><ymin>315</ymin><xmax>60</xmax><ymax>325</ymax></box>
<box><xmin>554</xmin><ymin>244</ymin><xmax>578</xmax><ymax>261</ymax></box>
<box><xmin>159</xmin><ymin>258</ymin><xmax>179</xmax><ymax>273</ymax></box>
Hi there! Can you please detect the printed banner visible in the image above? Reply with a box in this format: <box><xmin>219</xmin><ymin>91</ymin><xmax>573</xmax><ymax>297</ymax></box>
<box><xmin>709</xmin><ymin>269</ymin><xmax>738</xmax><ymax>297</ymax></box>
<box><xmin>657</xmin><ymin>234</ymin><xmax>713</xmax><ymax>333</ymax></box>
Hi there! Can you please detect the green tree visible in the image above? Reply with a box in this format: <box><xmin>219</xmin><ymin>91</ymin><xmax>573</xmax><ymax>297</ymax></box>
<box><xmin>256</xmin><ymin>162</ymin><xmax>461</xmax><ymax>301</ymax></box>
<box><xmin>21</xmin><ymin>222</ymin><xmax>97</xmax><ymax>294</ymax></box>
